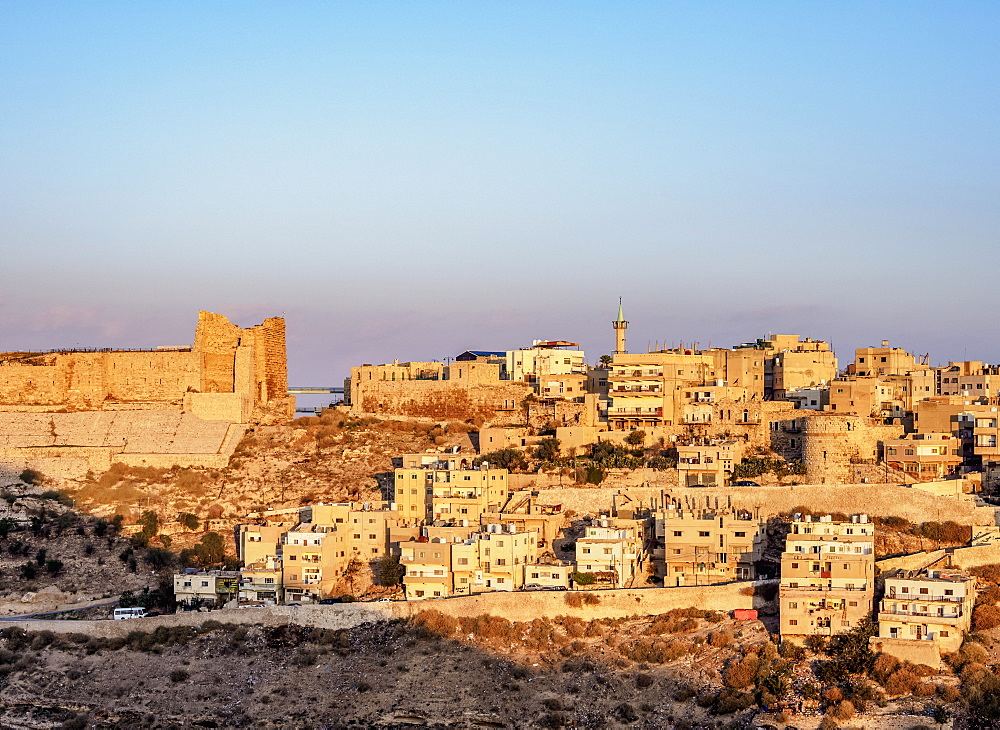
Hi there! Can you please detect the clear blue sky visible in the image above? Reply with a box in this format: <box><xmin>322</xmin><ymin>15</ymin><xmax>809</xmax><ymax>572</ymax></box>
<box><xmin>2</xmin><ymin>2</ymin><xmax>998</xmax><ymax>381</ymax></box>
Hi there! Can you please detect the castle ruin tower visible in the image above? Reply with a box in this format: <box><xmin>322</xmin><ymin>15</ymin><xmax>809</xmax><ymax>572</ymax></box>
<box><xmin>613</xmin><ymin>299</ymin><xmax>628</xmax><ymax>355</ymax></box>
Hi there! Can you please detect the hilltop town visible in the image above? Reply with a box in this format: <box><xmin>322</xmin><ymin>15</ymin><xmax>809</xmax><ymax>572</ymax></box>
<box><xmin>3</xmin><ymin>308</ymin><xmax>1000</xmax><ymax>728</ymax></box>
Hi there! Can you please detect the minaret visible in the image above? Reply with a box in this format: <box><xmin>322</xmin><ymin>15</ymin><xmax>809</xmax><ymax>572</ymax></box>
<box><xmin>613</xmin><ymin>298</ymin><xmax>628</xmax><ymax>355</ymax></box>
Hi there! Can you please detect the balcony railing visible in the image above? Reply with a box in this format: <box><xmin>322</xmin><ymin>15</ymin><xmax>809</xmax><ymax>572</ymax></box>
<box><xmin>608</xmin><ymin>407</ymin><xmax>663</xmax><ymax>416</ymax></box>
<box><xmin>880</xmin><ymin>609</ymin><xmax>964</xmax><ymax>618</ymax></box>
<box><xmin>886</xmin><ymin>594</ymin><xmax>964</xmax><ymax>603</ymax></box>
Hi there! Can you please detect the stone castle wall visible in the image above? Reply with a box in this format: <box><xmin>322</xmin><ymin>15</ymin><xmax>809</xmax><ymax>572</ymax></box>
<box><xmin>0</xmin><ymin>311</ymin><xmax>289</xmax><ymax>420</ymax></box>
<box><xmin>351</xmin><ymin>379</ymin><xmax>534</xmax><ymax>427</ymax></box>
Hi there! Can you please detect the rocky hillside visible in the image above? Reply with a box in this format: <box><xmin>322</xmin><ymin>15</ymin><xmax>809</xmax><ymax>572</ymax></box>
<box><xmin>44</xmin><ymin>410</ymin><xmax>474</xmax><ymax>552</ymax></box>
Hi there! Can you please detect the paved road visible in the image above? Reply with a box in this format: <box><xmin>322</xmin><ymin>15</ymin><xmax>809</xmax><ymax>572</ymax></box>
<box><xmin>2</xmin><ymin>598</ymin><xmax>119</xmax><ymax>621</ymax></box>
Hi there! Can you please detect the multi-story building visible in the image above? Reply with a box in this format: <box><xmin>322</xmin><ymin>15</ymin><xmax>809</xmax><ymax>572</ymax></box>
<box><xmin>876</xmin><ymin>566</ymin><xmax>975</xmax><ymax>657</ymax></box>
<box><xmin>507</xmin><ymin>341</ymin><xmax>586</xmax><ymax>385</ymax></box>
<box><xmin>239</xmin><ymin>556</ymin><xmax>282</xmax><ymax>605</ymax></box>
<box><xmin>765</xmin><ymin>336</ymin><xmax>838</xmax><ymax>400</ymax></box>
<box><xmin>779</xmin><ymin>515</ymin><xmax>875</xmax><ymax>642</ymax></box>
<box><xmin>393</xmin><ymin>464</ymin><xmax>509</xmax><ymax>524</ymax></box>
<box><xmin>574</xmin><ymin>518</ymin><xmax>644</xmax><ymax>588</ymax></box>
<box><xmin>849</xmin><ymin>341</ymin><xmax>930</xmax><ymax>378</ymax></box>
<box><xmin>652</xmin><ymin>507</ymin><xmax>765</xmax><ymax>586</ymax></box>
<box><xmin>884</xmin><ymin>433</ymin><xmax>963</xmax><ymax>481</ymax></box>
<box><xmin>675</xmin><ymin>440</ymin><xmax>743</xmax><ymax>487</ymax></box>
<box><xmin>400</xmin><ymin>524</ymin><xmax>541</xmax><ymax>599</ymax></box>
<box><xmin>606</xmin><ymin>350</ymin><xmax>720</xmax><ymax>430</ymax></box>
<box><xmin>934</xmin><ymin>361</ymin><xmax>1000</xmax><ymax>398</ymax></box>
<box><xmin>174</xmin><ymin>570</ymin><xmax>241</xmax><ymax>608</ymax></box>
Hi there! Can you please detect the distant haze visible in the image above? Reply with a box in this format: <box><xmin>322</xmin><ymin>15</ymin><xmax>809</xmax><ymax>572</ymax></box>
<box><xmin>2</xmin><ymin>3</ymin><xmax>998</xmax><ymax>383</ymax></box>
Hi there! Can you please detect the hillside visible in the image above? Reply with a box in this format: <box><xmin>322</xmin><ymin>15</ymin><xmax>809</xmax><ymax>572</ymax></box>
<box><xmin>43</xmin><ymin>410</ymin><xmax>474</xmax><ymax>552</ymax></box>
<box><xmin>0</xmin><ymin>482</ymin><xmax>166</xmax><ymax>617</ymax></box>
<box><xmin>0</xmin><ymin>606</ymin><xmax>988</xmax><ymax>729</ymax></box>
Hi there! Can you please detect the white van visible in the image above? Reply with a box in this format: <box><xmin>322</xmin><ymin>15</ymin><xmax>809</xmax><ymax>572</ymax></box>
<box><xmin>113</xmin><ymin>607</ymin><xmax>147</xmax><ymax>620</ymax></box>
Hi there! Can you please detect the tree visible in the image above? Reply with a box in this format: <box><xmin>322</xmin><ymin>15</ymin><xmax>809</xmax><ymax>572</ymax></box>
<box><xmin>534</xmin><ymin>437</ymin><xmax>561</xmax><ymax>462</ymax></box>
<box><xmin>598</xmin><ymin>355</ymin><xmax>612</xmax><ymax>367</ymax></box>
<box><xmin>571</xmin><ymin>571</ymin><xmax>596</xmax><ymax>586</ymax></box>
<box><xmin>19</xmin><ymin>468</ymin><xmax>42</xmax><ymax>486</ymax></box>
<box><xmin>625</xmin><ymin>430</ymin><xmax>646</xmax><ymax>447</ymax></box>
<box><xmin>193</xmin><ymin>532</ymin><xmax>226</xmax><ymax>566</ymax></box>
<box><xmin>474</xmin><ymin>449</ymin><xmax>527</xmax><ymax>472</ymax></box>
<box><xmin>378</xmin><ymin>553</ymin><xmax>405</xmax><ymax>586</ymax></box>
<box><xmin>45</xmin><ymin>559</ymin><xmax>63</xmax><ymax>575</ymax></box>
<box><xmin>139</xmin><ymin>510</ymin><xmax>159</xmax><ymax>538</ymax></box>
<box><xmin>178</xmin><ymin>512</ymin><xmax>200</xmax><ymax>531</ymax></box>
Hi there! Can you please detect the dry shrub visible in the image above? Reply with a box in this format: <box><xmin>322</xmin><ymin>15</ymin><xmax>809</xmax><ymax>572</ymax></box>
<box><xmin>412</xmin><ymin>610</ymin><xmax>459</xmax><ymax>637</ymax></box>
<box><xmin>937</xmin><ymin>683</ymin><xmax>961</xmax><ymax>702</ymax></box>
<box><xmin>829</xmin><ymin>699</ymin><xmax>855</xmax><ymax>721</ymax></box>
<box><xmin>459</xmin><ymin>614</ymin><xmax>516</xmax><ymax>643</ymax></box>
<box><xmin>973</xmin><ymin>603</ymin><xmax>1000</xmax><ymax>631</ymax></box>
<box><xmin>914</xmin><ymin>682</ymin><xmax>936</xmax><ymax>697</ymax></box>
<box><xmin>971</xmin><ymin>563</ymin><xmax>1000</xmax><ymax>585</ymax></box>
<box><xmin>564</xmin><ymin>593</ymin><xmax>584</xmax><ymax>608</ymax></box>
<box><xmin>871</xmin><ymin>653</ymin><xmax>901</xmax><ymax>683</ymax></box>
<box><xmin>823</xmin><ymin>686</ymin><xmax>843</xmax><ymax>702</ymax></box>
<box><xmin>582</xmin><ymin>593</ymin><xmax>600</xmax><ymax>606</ymax></box>
<box><xmin>558</xmin><ymin>616</ymin><xmax>586</xmax><ymax>638</ymax></box>
<box><xmin>708</xmin><ymin>631</ymin><xmax>733</xmax><ymax>648</ymax></box>
<box><xmin>174</xmin><ymin>469</ymin><xmax>206</xmax><ymax>491</ymax></box>
<box><xmin>884</xmin><ymin>669</ymin><xmax>919</xmax><ymax>696</ymax></box>
<box><xmin>739</xmin><ymin>585</ymin><xmax>755</xmax><ymax>596</ymax></box>
<box><xmin>818</xmin><ymin>717</ymin><xmax>838</xmax><ymax>730</ymax></box>
<box><xmin>723</xmin><ymin>656</ymin><xmax>758</xmax><ymax>689</ymax></box>
<box><xmin>774</xmin><ymin>710</ymin><xmax>790</xmax><ymax>723</ymax></box>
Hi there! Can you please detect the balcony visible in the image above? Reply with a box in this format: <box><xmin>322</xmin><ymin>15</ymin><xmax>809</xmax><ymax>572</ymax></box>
<box><xmin>609</xmin><ymin>386</ymin><xmax>662</xmax><ymax>394</ymax></box>
<box><xmin>682</xmin><ymin>416</ymin><xmax>713</xmax><ymax>425</ymax></box>
<box><xmin>608</xmin><ymin>407</ymin><xmax>663</xmax><ymax>417</ymax></box>
<box><xmin>886</xmin><ymin>593</ymin><xmax>964</xmax><ymax>603</ymax></box>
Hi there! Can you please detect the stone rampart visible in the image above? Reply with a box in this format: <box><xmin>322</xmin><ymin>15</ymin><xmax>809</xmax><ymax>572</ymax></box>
<box><xmin>0</xmin><ymin>311</ymin><xmax>289</xmax><ymax>421</ymax></box>
<box><xmin>0</xmin><ymin>411</ymin><xmax>247</xmax><ymax>475</ymax></box>
<box><xmin>351</xmin><ymin>380</ymin><xmax>533</xmax><ymax>427</ymax></box>
<box><xmin>505</xmin><ymin>480</ymin><xmax>994</xmax><ymax>524</ymax></box>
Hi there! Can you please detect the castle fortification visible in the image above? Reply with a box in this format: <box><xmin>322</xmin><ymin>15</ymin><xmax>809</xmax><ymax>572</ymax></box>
<box><xmin>0</xmin><ymin>311</ymin><xmax>292</xmax><ymax>476</ymax></box>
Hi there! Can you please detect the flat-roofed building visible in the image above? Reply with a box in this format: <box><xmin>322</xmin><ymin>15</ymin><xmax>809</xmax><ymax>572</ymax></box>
<box><xmin>574</xmin><ymin>518</ymin><xmax>644</xmax><ymax>588</ymax></box>
<box><xmin>779</xmin><ymin>515</ymin><xmax>875</xmax><ymax>642</ymax></box>
<box><xmin>653</xmin><ymin>506</ymin><xmax>765</xmax><ymax>587</ymax></box>
<box><xmin>884</xmin><ymin>433</ymin><xmax>963</xmax><ymax>481</ymax></box>
<box><xmin>876</xmin><ymin>566</ymin><xmax>975</xmax><ymax>660</ymax></box>
<box><xmin>675</xmin><ymin>440</ymin><xmax>743</xmax><ymax>487</ymax></box>
<box><xmin>393</xmin><ymin>464</ymin><xmax>509</xmax><ymax>524</ymax></box>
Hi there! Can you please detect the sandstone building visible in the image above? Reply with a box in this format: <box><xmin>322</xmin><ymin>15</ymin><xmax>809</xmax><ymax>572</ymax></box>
<box><xmin>875</xmin><ymin>565</ymin><xmax>975</xmax><ymax>663</ymax></box>
<box><xmin>779</xmin><ymin>515</ymin><xmax>875</xmax><ymax>642</ymax></box>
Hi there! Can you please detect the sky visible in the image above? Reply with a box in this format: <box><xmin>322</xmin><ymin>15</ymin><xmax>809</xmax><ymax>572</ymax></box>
<box><xmin>2</xmin><ymin>2</ymin><xmax>999</xmax><ymax>383</ymax></box>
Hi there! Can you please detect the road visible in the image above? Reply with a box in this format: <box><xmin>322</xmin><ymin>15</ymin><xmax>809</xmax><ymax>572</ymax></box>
<box><xmin>2</xmin><ymin>597</ymin><xmax>119</xmax><ymax>621</ymax></box>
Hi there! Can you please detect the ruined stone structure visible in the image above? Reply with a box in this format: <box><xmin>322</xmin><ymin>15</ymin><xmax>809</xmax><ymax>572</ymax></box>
<box><xmin>0</xmin><ymin>311</ymin><xmax>292</xmax><ymax>475</ymax></box>
<box><xmin>0</xmin><ymin>311</ymin><xmax>289</xmax><ymax>421</ymax></box>
<box><xmin>348</xmin><ymin>362</ymin><xmax>534</xmax><ymax>426</ymax></box>
<box><xmin>800</xmin><ymin>413</ymin><xmax>904</xmax><ymax>483</ymax></box>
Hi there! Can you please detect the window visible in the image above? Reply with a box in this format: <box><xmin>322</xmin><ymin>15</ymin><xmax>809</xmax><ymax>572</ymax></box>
<box><xmin>788</xmin><ymin>619</ymin><xmax>798</xmax><ymax>626</ymax></box>
<box><xmin>791</xmin><ymin>562</ymin><xmax>799</xmax><ymax>569</ymax></box>
<box><xmin>673</xmin><ymin>531</ymin><xmax>682</xmax><ymax>537</ymax></box>
<box><xmin>734</xmin><ymin>532</ymin><xmax>746</xmax><ymax>537</ymax></box>
<box><xmin>919</xmin><ymin>587</ymin><xmax>928</xmax><ymax>594</ymax></box>
<box><xmin>699</xmin><ymin>531</ymin><xmax>710</xmax><ymax>537</ymax></box>
<box><xmin>457</xmin><ymin>558</ymin><xmax>469</xmax><ymax>566</ymax></box>
<box><xmin>788</xmin><ymin>602</ymin><xmax>797</xmax><ymax>609</ymax></box>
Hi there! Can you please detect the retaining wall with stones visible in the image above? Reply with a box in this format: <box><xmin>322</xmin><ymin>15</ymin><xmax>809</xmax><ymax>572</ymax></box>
<box><xmin>0</xmin><ymin>583</ymin><xmax>761</xmax><ymax>636</ymax></box>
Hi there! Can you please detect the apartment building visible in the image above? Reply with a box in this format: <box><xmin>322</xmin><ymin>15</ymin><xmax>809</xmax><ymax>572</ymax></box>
<box><xmin>676</xmin><ymin>440</ymin><xmax>743</xmax><ymax>486</ymax></box>
<box><xmin>239</xmin><ymin>556</ymin><xmax>282</xmax><ymax>605</ymax></box>
<box><xmin>507</xmin><ymin>341</ymin><xmax>586</xmax><ymax>384</ymax></box>
<box><xmin>765</xmin><ymin>336</ymin><xmax>838</xmax><ymax>400</ymax></box>
<box><xmin>876</xmin><ymin>566</ymin><xmax>975</xmax><ymax>657</ymax></box>
<box><xmin>849</xmin><ymin>342</ymin><xmax>930</xmax><ymax>378</ymax></box>
<box><xmin>393</xmin><ymin>464</ymin><xmax>509</xmax><ymax>524</ymax></box>
<box><xmin>884</xmin><ymin>433</ymin><xmax>963</xmax><ymax>481</ymax></box>
<box><xmin>652</xmin><ymin>507</ymin><xmax>765</xmax><ymax>587</ymax></box>
<box><xmin>935</xmin><ymin>361</ymin><xmax>1000</xmax><ymax>398</ymax></box>
<box><xmin>400</xmin><ymin>524</ymin><xmax>541</xmax><ymax>599</ymax></box>
<box><xmin>606</xmin><ymin>350</ymin><xmax>719</xmax><ymax>429</ymax></box>
<box><xmin>779</xmin><ymin>515</ymin><xmax>875</xmax><ymax>642</ymax></box>
<box><xmin>574</xmin><ymin>518</ymin><xmax>644</xmax><ymax>588</ymax></box>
